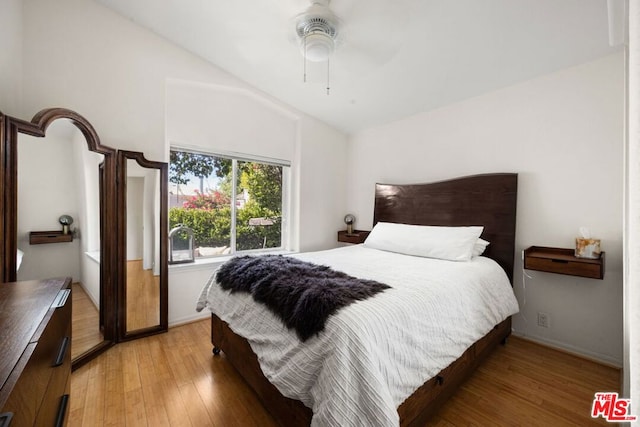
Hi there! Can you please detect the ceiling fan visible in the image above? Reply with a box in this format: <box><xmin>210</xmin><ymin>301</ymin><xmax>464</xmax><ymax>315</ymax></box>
<box><xmin>232</xmin><ymin>0</ymin><xmax>412</xmax><ymax>93</ymax></box>
<box><xmin>292</xmin><ymin>0</ymin><xmax>410</xmax><ymax>94</ymax></box>
<box><xmin>294</xmin><ymin>0</ymin><xmax>341</xmax><ymax>63</ymax></box>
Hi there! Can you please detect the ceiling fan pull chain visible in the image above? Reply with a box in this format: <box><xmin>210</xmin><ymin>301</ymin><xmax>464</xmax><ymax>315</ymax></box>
<box><xmin>326</xmin><ymin>58</ymin><xmax>330</xmax><ymax>95</ymax></box>
<box><xmin>303</xmin><ymin>36</ymin><xmax>308</xmax><ymax>83</ymax></box>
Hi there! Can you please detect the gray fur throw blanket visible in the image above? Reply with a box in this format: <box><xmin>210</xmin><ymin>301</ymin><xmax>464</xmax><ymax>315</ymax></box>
<box><xmin>216</xmin><ymin>255</ymin><xmax>390</xmax><ymax>341</ymax></box>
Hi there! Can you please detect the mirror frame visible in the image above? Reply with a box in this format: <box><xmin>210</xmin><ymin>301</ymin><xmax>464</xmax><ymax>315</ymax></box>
<box><xmin>116</xmin><ymin>150</ymin><xmax>168</xmax><ymax>341</ymax></box>
<box><xmin>0</xmin><ymin>108</ymin><xmax>117</xmax><ymax>368</ymax></box>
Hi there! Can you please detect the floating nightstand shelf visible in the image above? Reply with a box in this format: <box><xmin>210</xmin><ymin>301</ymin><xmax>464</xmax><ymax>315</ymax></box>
<box><xmin>524</xmin><ymin>246</ymin><xmax>604</xmax><ymax>279</ymax></box>
<box><xmin>29</xmin><ymin>230</ymin><xmax>73</xmax><ymax>244</ymax></box>
<box><xmin>337</xmin><ymin>230</ymin><xmax>370</xmax><ymax>244</ymax></box>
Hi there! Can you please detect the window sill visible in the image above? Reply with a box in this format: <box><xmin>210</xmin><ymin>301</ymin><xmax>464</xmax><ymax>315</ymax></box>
<box><xmin>85</xmin><ymin>251</ymin><xmax>100</xmax><ymax>264</ymax></box>
<box><xmin>168</xmin><ymin>249</ymin><xmax>297</xmax><ymax>273</ymax></box>
<box><xmin>169</xmin><ymin>256</ymin><xmax>228</xmax><ymax>273</ymax></box>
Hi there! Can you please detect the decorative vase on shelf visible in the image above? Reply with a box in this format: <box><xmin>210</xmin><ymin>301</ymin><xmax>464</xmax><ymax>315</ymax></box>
<box><xmin>344</xmin><ymin>214</ymin><xmax>355</xmax><ymax>235</ymax></box>
<box><xmin>59</xmin><ymin>215</ymin><xmax>74</xmax><ymax>235</ymax></box>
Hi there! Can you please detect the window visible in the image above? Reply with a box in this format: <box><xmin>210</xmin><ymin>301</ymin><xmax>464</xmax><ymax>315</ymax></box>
<box><xmin>169</xmin><ymin>149</ymin><xmax>289</xmax><ymax>258</ymax></box>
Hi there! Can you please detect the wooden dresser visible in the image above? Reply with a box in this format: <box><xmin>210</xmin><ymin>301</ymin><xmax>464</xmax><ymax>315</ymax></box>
<box><xmin>0</xmin><ymin>278</ymin><xmax>72</xmax><ymax>427</ymax></box>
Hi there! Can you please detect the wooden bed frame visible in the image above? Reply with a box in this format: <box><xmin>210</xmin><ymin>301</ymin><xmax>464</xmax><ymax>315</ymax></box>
<box><xmin>210</xmin><ymin>173</ymin><xmax>518</xmax><ymax>426</ymax></box>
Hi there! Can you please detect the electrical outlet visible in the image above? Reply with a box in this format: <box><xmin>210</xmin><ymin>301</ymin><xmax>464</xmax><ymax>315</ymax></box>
<box><xmin>537</xmin><ymin>312</ymin><xmax>550</xmax><ymax>328</ymax></box>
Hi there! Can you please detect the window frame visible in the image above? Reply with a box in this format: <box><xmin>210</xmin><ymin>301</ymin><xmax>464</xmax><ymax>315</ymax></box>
<box><xmin>169</xmin><ymin>146</ymin><xmax>291</xmax><ymax>260</ymax></box>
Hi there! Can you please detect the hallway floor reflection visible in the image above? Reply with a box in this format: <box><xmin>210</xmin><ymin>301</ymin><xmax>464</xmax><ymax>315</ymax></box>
<box><xmin>71</xmin><ymin>283</ymin><xmax>103</xmax><ymax>359</ymax></box>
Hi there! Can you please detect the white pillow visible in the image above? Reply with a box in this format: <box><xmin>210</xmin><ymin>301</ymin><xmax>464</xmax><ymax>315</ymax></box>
<box><xmin>363</xmin><ymin>222</ymin><xmax>484</xmax><ymax>261</ymax></box>
<box><xmin>472</xmin><ymin>238</ymin><xmax>490</xmax><ymax>257</ymax></box>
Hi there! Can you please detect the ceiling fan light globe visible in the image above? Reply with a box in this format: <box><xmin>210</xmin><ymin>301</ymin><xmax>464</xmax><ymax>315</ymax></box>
<box><xmin>302</xmin><ymin>32</ymin><xmax>334</xmax><ymax>62</ymax></box>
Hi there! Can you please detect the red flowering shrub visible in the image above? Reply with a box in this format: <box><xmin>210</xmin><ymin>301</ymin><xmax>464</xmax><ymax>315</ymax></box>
<box><xmin>182</xmin><ymin>190</ymin><xmax>230</xmax><ymax>210</ymax></box>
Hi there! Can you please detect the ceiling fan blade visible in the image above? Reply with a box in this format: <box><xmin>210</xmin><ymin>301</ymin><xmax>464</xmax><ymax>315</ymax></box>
<box><xmin>235</xmin><ymin>32</ymin><xmax>296</xmax><ymax>63</ymax></box>
<box><xmin>332</xmin><ymin>0</ymin><xmax>418</xmax><ymax>68</ymax></box>
<box><xmin>223</xmin><ymin>1</ymin><xmax>301</xmax><ymax>63</ymax></box>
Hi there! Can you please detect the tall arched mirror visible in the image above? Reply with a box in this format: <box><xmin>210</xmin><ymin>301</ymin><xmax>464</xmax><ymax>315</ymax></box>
<box><xmin>0</xmin><ymin>108</ymin><xmax>117</xmax><ymax>368</ymax></box>
<box><xmin>117</xmin><ymin>150</ymin><xmax>168</xmax><ymax>340</ymax></box>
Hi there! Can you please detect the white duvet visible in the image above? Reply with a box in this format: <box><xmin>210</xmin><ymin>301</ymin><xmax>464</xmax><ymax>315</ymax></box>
<box><xmin>196</xmin><ymin>245</ymin><xmax>519</xmax><ymax>427</ymax></box>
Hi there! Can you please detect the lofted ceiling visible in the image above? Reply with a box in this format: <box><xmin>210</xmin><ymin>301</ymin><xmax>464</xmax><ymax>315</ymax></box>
<box><xmin>95</xmin><ymin>0</ymin><xmax>622</xmax><ymax>135</ymax></box>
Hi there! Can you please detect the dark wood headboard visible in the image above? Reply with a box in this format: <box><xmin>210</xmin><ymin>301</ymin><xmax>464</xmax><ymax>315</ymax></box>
<box><xmin>373</xmin><ymin>173</ymin><xmax>518</xmax><ymax>283</ymax></box>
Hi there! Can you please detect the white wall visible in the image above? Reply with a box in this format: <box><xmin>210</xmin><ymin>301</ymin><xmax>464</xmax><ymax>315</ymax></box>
<box><xmin>297</xmin><ymin>115</ymin><xmax>349</xmax><ymax>252</ymax></box>
<box><xmin>0</xmin><ymin>0</ymin><xmax>23</xmax><ymax>116</ymax></box>
<box><xmin>126</xmin><ymin>177</ymin><xmax>144</xmax><ymax>260</ymax></box>
<box><xmin>21</xmin><ymin>0</ymin><xmax>348</xmax><ymax>326</ymax></box>
<box><xmin>75</xmin><ymin>136</ymin><xmax>104</xmax><ymax>306</ymax></box>
<box><xmin>347</xmin><ymin>53</ymin><xmax>625</xmax><ymax>366</ymax></box>
<box><xmin>166</xmin><ymin>80</ymin><xmax>299</xmax><ymax>163</ymax></box>
<box><xmin>143</xmin><ymin>169</ymin><xmax>159</xmax><ymax>273</ymax></box>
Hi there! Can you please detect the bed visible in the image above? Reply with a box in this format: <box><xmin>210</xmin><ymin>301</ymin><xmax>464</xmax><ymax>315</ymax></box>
<box><xmin>197</xmin><ymin>173</ymin><xmax>518</xmax><ymax>426</ymax></box>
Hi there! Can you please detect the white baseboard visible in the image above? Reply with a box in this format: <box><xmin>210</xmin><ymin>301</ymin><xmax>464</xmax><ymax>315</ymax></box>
<box><xmin>73</xmin><ymin>281</ymin><xmax>100</xmax><ymax>309</ymax></box>
<box><xmin>512</xmin><ymin>331</ymin><xmax>622</xmax><ymax>369</ymax></box>
<box><xmin>168</xmin><ymin>311</ymin><xmax>210</xmax><ymax>328</ymax></box>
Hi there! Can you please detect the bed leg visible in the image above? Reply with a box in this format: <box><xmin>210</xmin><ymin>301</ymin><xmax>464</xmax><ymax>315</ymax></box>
<box><xmin>213</xmin><ymin>346</ymin><xmax>221</xmax><ymax>355</ymax></box>
<box><xmin>501</xmin><ymin>336</ymin><xmax>508</xmax><ymax>345</ymax></box>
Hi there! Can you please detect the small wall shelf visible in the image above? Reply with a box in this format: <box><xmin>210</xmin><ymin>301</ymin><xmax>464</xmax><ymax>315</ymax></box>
<box><xmin>29</xmin><ymin>231</ymin><xmax>73</xmax><ymax>245</ymax></box>
<box><xmin>524</xmin><ymin>246</ymin><xmax>604</xmax><ymax>279</ymax></box>
<box><xmin>337</xmin><ymin>230</ymin><xmax>370</xmax><ymax>244</ymax></box>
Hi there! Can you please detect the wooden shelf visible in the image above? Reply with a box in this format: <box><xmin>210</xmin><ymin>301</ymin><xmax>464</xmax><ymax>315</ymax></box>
<box><xmin>524</xmin><ymin>246</ymin><xmax>604</xmax><ymax>279</ymax></box>
<box><xmin>29</xmin><ymin>231</ymin><xmax>73</xmax><ymax>245</ymax></box>
<box><xmin>337</xmin><ymin>230</ymin><xmax>370</xmax><ymax>244</ymax></box>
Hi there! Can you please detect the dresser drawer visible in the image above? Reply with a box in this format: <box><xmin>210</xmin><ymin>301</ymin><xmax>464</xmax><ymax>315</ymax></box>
<box><xmin>2</xmin><ymin>287</ymin><xmax>71</xmax><ymax>426</ymax></box>
<box><xmin>1</xmin><ymin>342</ymin><xmax>39</xmax><ymax>426</ymax></box>
<box><xmin>35</xmin><ymin>368</ymin><xmax>70</xmax><ymax>427</ymax></box>
<box><xmin>36</xmin><ymin>307</ymin><xmax>71</xmax><ymax>427</ymax></box>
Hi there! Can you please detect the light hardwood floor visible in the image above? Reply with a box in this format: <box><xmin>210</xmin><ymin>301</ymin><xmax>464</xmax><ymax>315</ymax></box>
<box><xmin>71</xmin><ymin>283</ymin><xmax>103</xmax><ymax>359</ymax></box>
<box><xmin>126</xmin><ymin>259</ymin><xmax>160</xmax><ymax>331</ymax></box>
<box><xmin>70</xmin><ymin>319</ymin><xmax>620</xmax><ymax>427</ymax></box>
